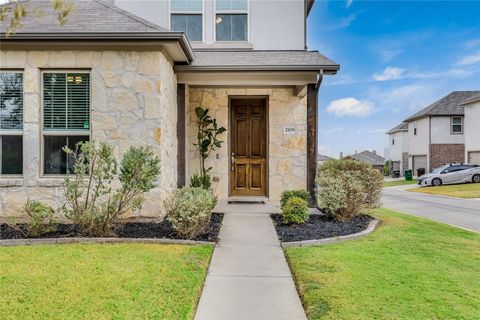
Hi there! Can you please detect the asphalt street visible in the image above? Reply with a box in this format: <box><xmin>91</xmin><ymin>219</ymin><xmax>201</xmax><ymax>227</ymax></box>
<box><xmin>382</xmin><ymin>185</ymin><xmax>480</xmax><ymax>232</ymax></box>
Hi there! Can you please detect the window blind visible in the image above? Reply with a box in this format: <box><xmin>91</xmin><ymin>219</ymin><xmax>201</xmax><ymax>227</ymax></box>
<box><xmin>43</xmin><ymin>73</ymin><xmax>90</xmax><ymax>131</ymax></box>
<box><xmin>0</xmin><ymin>72</ymin><xmax>23</xmax><ymax>130</ymax></box>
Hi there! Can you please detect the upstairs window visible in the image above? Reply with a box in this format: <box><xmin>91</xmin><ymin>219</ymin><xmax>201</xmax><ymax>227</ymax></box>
<box><xmin>42</xmin><ymin>72</ymin><xmax>90</xmax><ymax>175</ymax></box>
<box><xmin>170</xmin><ymin>0</ymin><xmax>203</xmax><ymax>41</ymax></box>
<box><xmin>216</xmin><ymin>0</ymin><xmax>248</xmax><ymax>41</ymax></box>
<box><xmin>413</xmin><ymin>122</ymin><xmax>417</xmax><ymax>135</ymax></box>
<box><xmin>392</xmin><ymin>139</ymin><xmax>395</xmax><ymax>146</ymax></box>
<box><xmin>451</xmin><ymin>116</ymin><xmax>463</xmax><ymax>134</ymax></box>
<box><xmin>0</xmin><ymin>71</ymin><xmax>23</xmax><ymax>175</ymax></box>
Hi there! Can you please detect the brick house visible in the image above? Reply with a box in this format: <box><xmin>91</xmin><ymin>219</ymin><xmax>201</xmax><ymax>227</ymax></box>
<box><xmin>0</xmin><ymin>0</ymin><xmax>339</xmax><ymax>217</ymax></box>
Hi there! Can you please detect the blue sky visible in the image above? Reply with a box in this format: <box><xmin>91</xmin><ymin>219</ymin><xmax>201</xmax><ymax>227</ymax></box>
<box><xmin>308</xmin><ymin>0</ymin><xmax>480</xmax><ymax>158</ymax></box>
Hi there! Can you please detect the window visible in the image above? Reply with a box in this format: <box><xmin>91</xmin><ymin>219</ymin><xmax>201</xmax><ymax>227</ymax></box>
<box><xmin>392</xmin><ymin>138</ymin><xmax>395</xmax><ymax>146</ymax></box>
<box><xmin>170</xmin><ymin>0</ymin><xmax>203</xmax><ymax>41</ymax></box>
<box><xmin>451</xmin><ymin>116</ymin><xmax>463</xmax><ymax>134</ymax></box>
<box><xmin>413</xmin><ymin>122</ymin><xmax>417</xmax><ymax>135</ymax></box>
<box><xmin>0</xmin><ymin>71</ymin><xmax>23</xmax><ymax>175</ymax></box>
<box><xmin>216</xmin><ymin>0</ymin><xmax>248</xmax><ymax>41</ymax></box>
<box><xmin>42</xmin><ymin>72</ymin><xmax>90</xmax><ymax>175</ymax></box>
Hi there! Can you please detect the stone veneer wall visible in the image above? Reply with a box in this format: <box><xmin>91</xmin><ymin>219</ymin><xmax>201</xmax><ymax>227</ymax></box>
<box><xmin>186</xmin><ymin>87</ymin><xmax>307</xmax><ymax>201</ymax></box>
<box><xmin>0</xmin><ymin>50</ymin><xmax>177</xmax><ymax>218</ymax></box>
<box><xmin>429</xmin><ymin>143</ymin><xmax>465</xmax><ymax>169</ymax></box>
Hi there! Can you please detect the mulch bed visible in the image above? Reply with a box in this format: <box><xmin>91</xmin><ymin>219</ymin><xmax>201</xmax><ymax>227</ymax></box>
<box><xmin>271</xmin><ymin>213</ymin><xmax>374</xmax><ymax>242</ymax></box>
<box><xmin>0</xmin><ymin>213</ymin><xmax>223</xmax><ymax>242</ymax></box>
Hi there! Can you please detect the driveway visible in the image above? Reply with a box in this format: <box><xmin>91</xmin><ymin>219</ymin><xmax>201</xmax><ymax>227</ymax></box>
<box><xmin>382</xmin><ymin>185</ymin><xmax>480</xmax><ymax>232</ymax></box>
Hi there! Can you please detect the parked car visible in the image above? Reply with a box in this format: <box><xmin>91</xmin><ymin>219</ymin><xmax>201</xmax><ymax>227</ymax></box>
<box><xmin>417</xmin><ymin>164</ymin><xmax>480</xmax><ymax>186</ymax></box>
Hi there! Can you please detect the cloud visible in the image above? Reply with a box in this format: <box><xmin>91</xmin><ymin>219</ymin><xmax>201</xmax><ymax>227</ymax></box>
<box><xmin>345</xmin><ymin>0</ymin><xmax>353</xmax><ymax>8</ymax></box>
<box><xmin>326</xmin><ymin>98</ymin><xmax>374</xmax><ymax>117</ymax></box>
<box><xmin>458</xmin><ymin>51</ymin><xmax>480</xmax><ymax>66</ymax></box>
<box><xmin>372</xmin><ymin>67</ymin><xmax>405</xmax><ymax>81</ymax></box>
<box><xmin>369</xmin><ymin>83</ymin><xmax>438</xmax><ymax>113</ymax></box>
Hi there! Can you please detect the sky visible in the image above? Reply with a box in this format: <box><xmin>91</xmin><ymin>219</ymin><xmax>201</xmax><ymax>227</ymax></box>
<box><xmin>308</xmin><ymin>0</ymin><xmax>480</xmax><ymax>158</ymax></box>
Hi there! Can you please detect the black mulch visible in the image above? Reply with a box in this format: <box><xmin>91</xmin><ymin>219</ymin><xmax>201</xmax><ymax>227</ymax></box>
<box><xmin>0</xmin><ymin>213</ymin><xmax>224</xmax><ymax>242</ymax></box>
<box><xmin>271</xmin><ymin>213</ymin><xmax>374</xmax><ymax>242</ymax></box>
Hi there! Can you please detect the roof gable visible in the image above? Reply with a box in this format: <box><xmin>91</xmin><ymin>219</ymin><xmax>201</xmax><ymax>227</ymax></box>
<box><xmin>386</xmin><ymin>122</ymin><xmax>408</xmax><ymax>134</ymax></box>
<box><xmin>404</xmin><ymin>91</ymin><xmax>480</xmax><ymax>122</ymax></box>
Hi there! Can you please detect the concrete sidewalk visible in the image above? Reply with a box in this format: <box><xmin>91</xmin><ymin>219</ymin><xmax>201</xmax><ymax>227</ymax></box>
<box><xmin>194</xmin><ymin>208</ymin><xmax>307</xmax><ymax>320</ymax></box>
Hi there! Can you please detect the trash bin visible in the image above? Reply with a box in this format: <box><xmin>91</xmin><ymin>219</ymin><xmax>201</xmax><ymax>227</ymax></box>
<box><xmin>417</xmin><ymin>168</ymin><xmax>425</xmax><ymax>177</ymax></box>
<box><xmin>404</xmin><ymin>170</ymin><xmax>413</xmax><ymax>181</ymax></box>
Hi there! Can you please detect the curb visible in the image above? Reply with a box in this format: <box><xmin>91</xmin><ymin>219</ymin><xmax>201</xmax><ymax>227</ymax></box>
<box><xmin>281</xmin><ymin>219</ymin><xmax>379</xmax><ymax>248</ymax></box>
<box><xmin>0</xmin><ymin>237</ymin><xmax>215</xmax><ymax>247</ymax></box>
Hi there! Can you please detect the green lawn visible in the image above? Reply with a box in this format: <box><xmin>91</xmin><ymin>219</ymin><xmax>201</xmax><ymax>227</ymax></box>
<box><xmin>0</xmin><ymin>243</ymin><xmax>213</xmax><ymax>320</ymax></box>
<box><xmin>408</xmin><ymin>182</ymin><xmax>480</xmax><ymax>198</ymax></box>
<box><xmin>286</xmin><ymin>208</ymin><xmax>480</xmax><ymax>320</ymax></box>
<box><xmin>383</xmin><ymin>179</ymin><xmax>417</xmax><ymax>187</ymax></box>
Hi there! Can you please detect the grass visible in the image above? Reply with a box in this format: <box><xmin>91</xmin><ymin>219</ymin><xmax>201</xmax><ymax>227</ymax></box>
<box><xmin>408</xmin><ymin>182</ymin><xmax>480</xmax><ymax>198</ymax></box>
<box><xmin>0</xmin><ymin>243</ymin><xmax>213</xmax><ymax>320</ymax></box>
<box><xmin>383</xmin><ymin>179</ymin><xmax>417</xmax><ymax>187</ymax></box>
<box><xmin>285</xmin><ymin>208</ymin><xmax>480</xmax><ymax>320</ymax></box>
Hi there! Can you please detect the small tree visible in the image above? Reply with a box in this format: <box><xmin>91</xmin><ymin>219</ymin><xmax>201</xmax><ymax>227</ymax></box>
<box><xmin>192</xmin><ymin>104</ymin><xmax>226</xmax><ymax>188</ymax></box>
<box><xmin>63</xmin><ymin>142</ymin><xmax>160</xmax><ymax>236</ymax></box>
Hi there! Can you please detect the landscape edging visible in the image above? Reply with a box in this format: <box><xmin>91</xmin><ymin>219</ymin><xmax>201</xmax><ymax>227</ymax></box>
<box><xmin>281</xmin><ymin>219</ymin><xmax>379</xmax><ymax>248</ymax></box>
<box><xmin>0</xmin><ymin>237</ymin><xmax>215</xmax><ymax>247</ymax></box>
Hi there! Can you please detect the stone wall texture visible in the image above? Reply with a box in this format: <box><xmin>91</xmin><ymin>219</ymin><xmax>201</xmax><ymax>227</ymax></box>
<box><xmin>186</xmin><ymin>87</ymin><xmax>307</xmax><ymax>201</ymax></box>
<box><xmin>429</xmin><ymin>143</ymin><xmax>465</xmax><ymax>169</ymax></box>
<box><xmin>0</xmin><ymin>50</ymin><xmax>177</xmax><ymax>218</ymax></box>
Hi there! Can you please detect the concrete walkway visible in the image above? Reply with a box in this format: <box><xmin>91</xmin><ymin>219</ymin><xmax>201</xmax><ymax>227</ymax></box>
<box><xmin>194</xmin><ymin>205</ymin><xmax>307</xmax><ymax>320</ymax></box>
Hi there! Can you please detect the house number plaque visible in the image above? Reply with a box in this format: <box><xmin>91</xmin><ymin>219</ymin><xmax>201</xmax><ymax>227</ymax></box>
<box><xmin>283</xmin><ymin>127</ymin><xmax>297</xmax><ymax>135</ymax></box>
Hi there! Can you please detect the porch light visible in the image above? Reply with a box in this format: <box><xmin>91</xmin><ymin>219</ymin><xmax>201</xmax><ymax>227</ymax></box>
<box><xmin>216</xmin><ymin>16</ymin><xmax>222</xmax><ymax>24</ymax></box>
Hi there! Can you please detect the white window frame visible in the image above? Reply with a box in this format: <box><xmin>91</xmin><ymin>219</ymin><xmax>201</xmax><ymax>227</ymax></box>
<box><xmin>0</xmin><ymin>69</ymin><xmax>24</xmax><ymax>178</ymax></box>
<box><xmin>40</xmin><ymin>70</ymin><xmax>91</xmax><ymax>177</ymax></box>
<box><xmin>214</xmin><ymin>0</ymin><xmax>250</xmax><ymax>42</ymax></box>
<box><xmin>451</xmin><ymin>116</ymin><xmax>463</xmax><ymax>134</ymax></box>
<box><xmin>169</xmin><ymin>0</ymin><xmax>205</xmax><ymax>42</ymax></box>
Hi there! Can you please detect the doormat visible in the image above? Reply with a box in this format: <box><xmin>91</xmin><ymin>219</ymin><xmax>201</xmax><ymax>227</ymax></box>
<box><xmin>227</xmin><ymin>200</ymin><xmax>266</xmax><ymax>204</ymax></box>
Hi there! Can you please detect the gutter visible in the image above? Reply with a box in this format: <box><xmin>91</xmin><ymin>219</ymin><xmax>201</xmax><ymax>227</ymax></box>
<box><xmin>0</xmin><ymin>32</ymin><xmax>196</xmax><ymax>63</ymax></box>
<box><xmin>174</xmin><ymin>65</ymin><xmax>339</xmax><ymax>74</ymax></box>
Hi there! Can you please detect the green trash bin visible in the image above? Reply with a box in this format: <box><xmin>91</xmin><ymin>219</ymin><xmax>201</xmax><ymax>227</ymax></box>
<box><xmin>404</xmin><ymin>170</ymin><xmax>413</xmax><ymax>181</ymax></box>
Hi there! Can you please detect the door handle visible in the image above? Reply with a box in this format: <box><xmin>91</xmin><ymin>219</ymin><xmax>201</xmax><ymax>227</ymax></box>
<box><xmin>231</xmin><ymin>152</ymin><xmax>235</xmax><ymax>171</ymax></box>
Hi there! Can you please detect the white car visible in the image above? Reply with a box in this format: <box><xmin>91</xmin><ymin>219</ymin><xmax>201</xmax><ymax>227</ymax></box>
<box><xmin>417</xmin><ymin>164</ymin><xmax>480</xmax><ymax>187</ymax></box>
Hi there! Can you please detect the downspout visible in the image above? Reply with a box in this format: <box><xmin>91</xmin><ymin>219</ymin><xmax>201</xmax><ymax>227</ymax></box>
<box><xmin>312</xmin><ymin>70</ymin><xmax>323</xmax><ymax>207</ymax></box>
<box><xmin>429</xmin><ymin>115</ymin><xmax>432</xmax><ymax>172</ymax></box>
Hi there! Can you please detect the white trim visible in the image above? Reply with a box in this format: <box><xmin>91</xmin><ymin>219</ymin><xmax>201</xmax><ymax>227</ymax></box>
<box><xmin>451</xmin><ymin>115</ymin><xmax>464</xmax><ymax>134</ymax></box>
<box><xmin>213</xmin><ymin>0</ymin><xmax>250</xmax><ymax>42</ymax></box>
<box><xmin>169</xmin><ymin>0</ymin><xmax>205</xmax><ymax>42</ymax></box>
<box><xmin>40</xmin><ymin>70</ymin><xmax>91</xmax><ymax>177</ymax></box>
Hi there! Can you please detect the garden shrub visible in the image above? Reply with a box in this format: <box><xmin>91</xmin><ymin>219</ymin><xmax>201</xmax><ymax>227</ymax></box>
<box><xmin>280</xmin><ymin>189</ymin><xmax>310</xmax><ymax>209</ymax></box>
<box><xmin>190</xmin><ymin>172</ymin><xmax>212</xmax><ymax>190</ymax></box>
<box><xmin>316</xmin><ymin>158</ymin><xmax>383</xmax><ymax>221</ymax></box>
<box><xmin>24</xmin><ymin>199</ymin><xmax>56</xmax><ymax>237</ymax></box>
<box><xmin>282</xmin><ymin>196</ymin><xmax>309</xmax><ymax>225</ymax></box>
<box><xmin>165</xmin><ymin>187</ymin><xmax>217</xmax><ymax>239</ymax></box>
<box><xmin>63</xmin><ymin>142</ymin><xmax>160</xmax><ymax>236</ymax></box>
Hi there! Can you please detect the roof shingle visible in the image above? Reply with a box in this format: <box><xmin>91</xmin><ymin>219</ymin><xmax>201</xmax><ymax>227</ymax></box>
<box><xmin>386</xmin><ymin>122</ymin><xmax>408</xmax><ymax>134</ymax></box>
<box><xmin>404</xmin><ymin>91</ymin><xmax>480</xmax><ymax>122</ymax></box>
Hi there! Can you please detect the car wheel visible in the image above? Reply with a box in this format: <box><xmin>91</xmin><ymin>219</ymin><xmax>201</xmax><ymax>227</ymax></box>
<box><xmin>432</xmin><ymin>178</ymin><xmax>442</xmax><ymax>186</ymax></box>
<box><xmin>473</xmin><ymin>174</ymin><xmax>480</xmax><ymax>183</ymax></box>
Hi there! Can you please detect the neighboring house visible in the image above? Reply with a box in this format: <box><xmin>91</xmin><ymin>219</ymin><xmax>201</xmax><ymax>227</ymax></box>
<box><xmin>460</xmin><ymin>94</ymin><xmax>480</xmax><ymax>164</ymax></box>
<box><xmin>345</xmin><ymin>150</ymin><xmax>385</xmax><ymax>173</ymax></box>
<box><xmin>403</xmin><ymin>91</ymin><xmax>479</xmax><ymax>175</ymax></box>
<box><xmin>317</xmin><ymin>154</ymin><xmax>331</xmax><ymax>166</ymax></box>
<box><xmin>386</xmin><ymin>122</ymin><xmax>408</xmax><ymax>176</ymax></box>
<box><xmin>0</xmin><ymin>0</ymin><xmax>339</xmax><ymax>217</ymax></box>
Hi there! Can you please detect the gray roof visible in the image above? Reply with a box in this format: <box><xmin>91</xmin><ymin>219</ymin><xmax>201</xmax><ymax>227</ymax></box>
<box><xmin>317</xmin><ymin>154</ymin><xmax>332</xmax><ymax>161</ymax></box>
<box><xmin>404</xmin><ymin>91</ymin><xmax>480</xmax><ymax>122</ymax></box>
<box><xmin>175</xmin><ymin>50</ymin><xmax>340</xmax><ymax>73</ymax></box>
<box><xmin>386</xmin><ymin>122</ymin><xmax>408</xmax><ymax>134</ymax></box>
<box><xmin>347</xmin><ymin>151</ymin><xmax>385</xmax><ymax>166</ymax></box>
<box><xmin>459</xmin><ymin>93</ymin><xmax>480</xmax><ymax>106</ymax></box>
<box><xmin>0</xmin><ymin>0</ymin><xmax>168</xmax><ymax>34</ymax></box>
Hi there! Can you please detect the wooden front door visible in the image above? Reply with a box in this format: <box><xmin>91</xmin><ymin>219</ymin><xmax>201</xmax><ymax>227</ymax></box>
<box><xmin>230</xmin><ymin>99</ymin><xmax>267</xmax><ymax>196</ymax></box>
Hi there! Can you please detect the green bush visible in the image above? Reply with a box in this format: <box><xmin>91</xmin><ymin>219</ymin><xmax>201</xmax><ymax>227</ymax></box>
<box><xmin>280</xmin><ymin>189</ymin><xmax>310</xmax><ymax>209</ymax></box>
<box><xmin>24</xmin><ymin>199</ymin><xmax>56</xmax><ymax>237</ymax></box>
<box><xmin>63</xmin><ymin>142</ymin><xmax>160</xmax><ymax>236</ymax></box>
<box><xmin>316</xmin><ymin>158</ymin><xmax>382</xmax><ymax>221</ymax></box>
<box><xmin>190</xmin><ymin>172</ymin><xmax>212</xmax><ymax>190</ymax></box>
<box><xmin>282</xmin><ymin>196</ymin><xmax>309</xmax><ymax>225</ymax></box>
<box><xmin>165</xmin><ymin>187</ymin><xmax>217</xmax><ymax>239</ymax></box>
